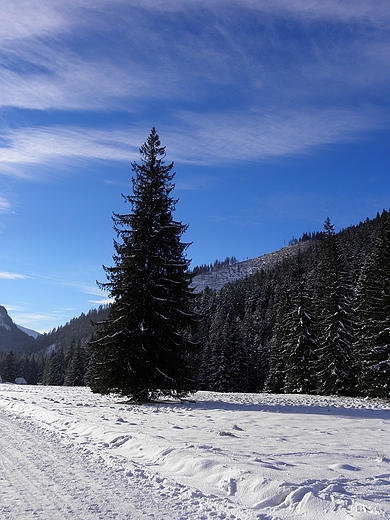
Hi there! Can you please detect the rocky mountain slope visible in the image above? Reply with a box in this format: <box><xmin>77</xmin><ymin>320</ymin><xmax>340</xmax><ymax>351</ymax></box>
<box><xmin>0</xmin><ymin>306</ymin><xmax>35</xmax><ymax>353</ymax></box>
<box><xmin>191</xmin><ymin>240</ymin><xmax>313</xmax><ymax>293</ymax></box>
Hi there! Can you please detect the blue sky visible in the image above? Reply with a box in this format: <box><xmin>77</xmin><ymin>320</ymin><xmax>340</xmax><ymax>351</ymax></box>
<box><xmin>0</xmin><ymin>0</ymin><xmax>389</xmax><ymax>333</ymax></box>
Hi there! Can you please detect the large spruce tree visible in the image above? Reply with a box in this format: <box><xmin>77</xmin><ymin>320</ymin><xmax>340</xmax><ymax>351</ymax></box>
<box><xmin>90</xmin><ymin>128</ymin><xmax>196</xmax><ymax>401</ymax></box>
<box><xmin>314</xmin><ymin>218</ymin><xmax>357</xmax><ymax>395</ymax></box>
<box><xmin>280</xmin><ymin>252</ymin><xmax>317</xmax><ymax>394</ymax></box>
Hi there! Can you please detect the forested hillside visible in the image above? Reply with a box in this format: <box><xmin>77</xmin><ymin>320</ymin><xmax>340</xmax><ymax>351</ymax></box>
<box><xmin>1</xmin><ymin>210</ymin><xmax>389</xmax><ymax>398</ymax></box>
<box><xmin>0</xmin><ymin>306</ymin><xmax>108</xmax><ymax>385</ymax></box>
<box><xmin>193</xmin><ymin>210</ymin><xmax>390</xmax><ymax>398</ymax></box>
<box><xmin>191</xmin><ymin>241</ymin><xmax>313</xmax><ymax>293</ymax></box>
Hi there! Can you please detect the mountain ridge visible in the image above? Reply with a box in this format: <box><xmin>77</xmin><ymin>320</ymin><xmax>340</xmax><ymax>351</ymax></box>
<box><xmin>191</xmin><ymin>240</ymin><xmax>313</xmax><ymax>293</ymax></box>
<box><xmin>0</xmin><ymin>305</ymin><xmax>35</xmax><ymax>353</ymax></box>
<box><xmin>16</xmin><ymin>324</ymin><xmax>41</xmax><ymax>339</ymax></box>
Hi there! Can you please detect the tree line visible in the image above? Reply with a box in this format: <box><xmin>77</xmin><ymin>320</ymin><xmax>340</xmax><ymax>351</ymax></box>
<box><xmin>191</xmin><ymin>256</ymin><xmax>239</xmax><ymax>275</ymax></box>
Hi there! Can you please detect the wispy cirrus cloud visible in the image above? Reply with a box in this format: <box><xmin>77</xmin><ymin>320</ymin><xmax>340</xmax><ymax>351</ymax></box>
<box><xmin>0</xmin><ymin>196</ymin><xmax>12</xmax><ymax>212</ymax></box>
<box><xmin>167</xmin><ymin>105</ymin><xmax>389</xmax><ymax>164</ymax></box>
<box><xmin>50</xmin><ymin>277</ymin><xmax>113</xmax><ymax>307</ymax></box>
<box><xmin>0</xmin><ymin>1</ymin><xmax>67</xmax><ymax>43</ymax></box>
<box><xmin>0</xmin><ymin>126</ymin><xmax>141</xmax><ymax>178</ymax></box>
<box><xmin>240</xmin><ymin>0</ymin><xmax>390</xmax><ymax>25</ymax></box>
<box><xmin>0</xmin><ymin>1</ymin><xmax>241</xmax><ymax>113</ymax></box>
<box><xmin>87</xmin><ymin>0</ymin><xmax>390</xmax><ymax>26</ymax></box>
<box><xmin>0</xmin><ymin>0</ymin><xmax>388</xmax><ymax>178</ymax></box>
<box><xmin>0</xmin><ymin>0</ymin><xmax>388</xmax><ymax>113</ymax></box>
<box><xmin>0</xmin><ymin>103</ymin><xmax>387</xmax><ymax>179</ymax></box>
<box><xmin>0</xmin><ymin>270</ymin><xmax>29</xmax><ymax>280</ymax></box>
<box><xmin>10</xmin><ymin>311</ymin><xmax>65</xmax><ymax>333</ymax></box>
<box><xmin>89</xmin><ymin>297</ymin><xmax>114</xmax><ymax>306</ymax></box>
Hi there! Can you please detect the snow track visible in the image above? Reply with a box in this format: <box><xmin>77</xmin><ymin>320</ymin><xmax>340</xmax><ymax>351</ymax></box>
<box><xmin>0</xmin><ymin>411</ymin><xmax>154</xmax><ymax>519</ymax></box>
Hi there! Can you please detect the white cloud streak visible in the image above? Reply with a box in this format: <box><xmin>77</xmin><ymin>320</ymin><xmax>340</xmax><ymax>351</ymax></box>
<box><xmin>0</xmin><ymin>1</ymin><xmax>188</xmax><ymax>112</ymax></box>
<box><xmin>239</xmin><ymin>0</ymin><xmax>390</xmax><ymax>26</ymax></box>
<box><xmin>0</xmin><ymin>196</ymin><xmax>12</xmax><ymax>212</ymax></box>
<box><xmin>10</xmin><ymin>311</ymin><xmax>64</xmax><ymax>333</ymax></box>
<box><xmin>0</xmin><ymin>126</ymin><xmax>142</xmax><ymax>178</ymax></box>
<box><xmin>0</xmin><ymin>2</ymin><xmax>67</xmax><ymax>43</ymax></box>
<box><xmin>0</xmin><ymin>103</ymin><xmax>386</xmax><ymax>177</ymax></box>
<box><xmin>166</xmin><ymin>105</ymin><xmax>389</xmax><ymax>164</ymax></box>
<box><xmin>89</xmin><ymin>297</ymin><xmax>114</xmax><ymax>306</ymax></box>
<box><xmin>0</xmin><ymin>270</ymin><xmax>29</xmax><ymax>279</ymax></box>
<box><xmin>85</xmin><ymin>0</ymin><xmax>390</xmax><ymax>26</ymax></box>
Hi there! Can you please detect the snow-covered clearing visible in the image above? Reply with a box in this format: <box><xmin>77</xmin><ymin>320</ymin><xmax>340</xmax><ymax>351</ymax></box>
<box><xmin>0</xmin><ymin>385</ymin><xmax>389</xmax><ymax>519</ymax></box>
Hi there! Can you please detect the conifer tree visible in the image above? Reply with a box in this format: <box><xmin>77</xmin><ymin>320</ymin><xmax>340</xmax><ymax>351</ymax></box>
<box><xmin>265</xmin><ymin>284</ymin><xmax>290</xmax><ymax>393</ymax></box>
<box><xmin>282</xmin><ymin>252</ymin><xmax>317</xmax><ymax>394</ymax></box>
<box><xmin>43</xmin><ymin>349</ymin><xmax>65</xmax><ymax>386</ymax></box>
<box><xmin>2</xmin><ymin>350</ymin><xmax>17</xmax><ymax>382</ymax></box>
<box><xmin>90</xmin><ymin>128</ymin><xmax>196</xmax><ymax>401</ymax></box>
<box><xmin>27</xmin><ymin>355</ymin><xmax>40</xmax><ymax>385</ymax></box>
<box><xmin>242</xmin><ymin>270</ymin><xmax>273</xmax><ymax>392</ymax></box>
<box><xmin>227</xmin><ymin>317</ymin><xmax>250</xmax><ymax>391</ymax></box>
<box><xmin>207</xmin><ymin>310</ymin><xmax>230</xmax><ymax>392</ymax></box>
<box><xmin>314</xmin><ymin>218</ymin><xmax>357</xmax><ymax>395</ymax></box>
<box><xmin>196</xmin><ymin>287</ymin><xmax>218</xmax><ymax>389</ymax></box>
<box><xmin>206</xmin><ymin>313</ymin><xmax>249</xmax><ymax>392</ymax></box>
<box><xmin>355</xmin><ymin>213</ymin><xmax>390</xmax><ymax>397</ymax></box>
<box><xmin>64</xmin><ymin>341</ymin><xmax>86</xmax><ymax>386</ymax></box>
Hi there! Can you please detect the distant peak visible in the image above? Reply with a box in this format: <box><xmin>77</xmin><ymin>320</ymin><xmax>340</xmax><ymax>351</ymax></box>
<box><xmin>17</xmin><ymin>324</ymin><xmax>41</xmax><ymax>339</ymax></box>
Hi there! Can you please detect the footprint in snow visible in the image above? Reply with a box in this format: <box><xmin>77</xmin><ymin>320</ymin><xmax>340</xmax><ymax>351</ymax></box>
<box><xmin>218</xmin><ymin>431</ymin><xmax>237</xmax><ymax>437</ymax></box>
<box><xmin>221</xmin><ymin>478</ymin><xmax>237</xmax><ymax>496</ymax></box>
<box><xmin>329</xmin><ymin>463</ymin><xmax>361</xmax><ymax>472</ymax></box>
<box><xmin>110</xmin><ymin>435</ymin><xmax>132</xmax><ymax>448</ymax></box>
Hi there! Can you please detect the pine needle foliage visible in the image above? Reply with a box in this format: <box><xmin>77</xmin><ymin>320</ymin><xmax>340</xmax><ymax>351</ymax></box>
<box><xmin>314</xmin><ymin>218</ymin><xmax>357</xmax><ymax>395</ymax></box>
<box><xmin>355</xmin><ymin>214</ymin><xmax>390</xmax><ymax>397</ymax></box>
<box><xmin>90</xmin><ymin>128</ymin><xmax>197</xmax><ymax>401</ymax></box>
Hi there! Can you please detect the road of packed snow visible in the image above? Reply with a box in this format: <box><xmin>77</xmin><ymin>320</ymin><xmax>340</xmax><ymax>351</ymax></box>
<box><xmin>0</xmin><ymin>385</ymin><xmax>389</xmax><ymax>519</ymax></box>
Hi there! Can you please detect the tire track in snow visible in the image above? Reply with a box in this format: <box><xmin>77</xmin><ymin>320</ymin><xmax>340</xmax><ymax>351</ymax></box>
<box><xmin>0</xmin><ymin>410</ymin><xmax>168</xmax><ymax>520</ymax></box>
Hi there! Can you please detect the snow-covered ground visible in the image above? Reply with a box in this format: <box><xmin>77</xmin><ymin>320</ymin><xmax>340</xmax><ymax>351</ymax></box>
<box><xmin>0</xmin><ymin>385</ymin><xmax>389</xmax><ymax>519</ymax></box>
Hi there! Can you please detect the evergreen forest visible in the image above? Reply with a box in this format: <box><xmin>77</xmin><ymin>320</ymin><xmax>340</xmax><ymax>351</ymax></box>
<box><xmin>1</xmin><ymin>209</ymin><xmax>389</xmax><ymax>398</ymax></box>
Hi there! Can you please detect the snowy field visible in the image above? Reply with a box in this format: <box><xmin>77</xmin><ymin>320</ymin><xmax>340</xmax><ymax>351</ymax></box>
<box><xmin>0</xmin><ymin>385</ymin><xmax>389</xmax><ymax>519</ymax></box>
